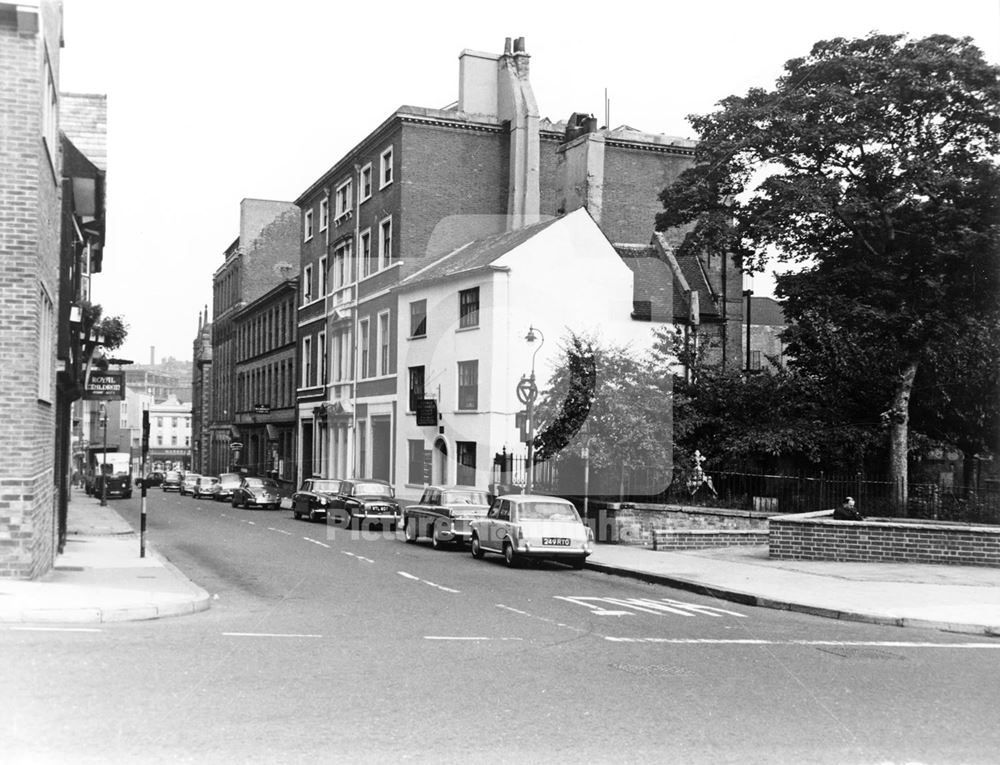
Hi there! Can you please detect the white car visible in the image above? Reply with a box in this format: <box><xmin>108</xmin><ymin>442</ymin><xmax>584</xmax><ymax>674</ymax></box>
<box><xmin>470</xmin><ymin>494</ymin><xmax>593</xmax><ymax>569</ymax></box>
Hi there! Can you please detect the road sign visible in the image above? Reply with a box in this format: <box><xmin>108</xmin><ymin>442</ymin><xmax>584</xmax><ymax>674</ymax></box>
<box><xmin>516</xmin><ymin>376</ymin><xmax>537</xmax><ymax>405</ymax></box>
<box><xmin>230</xmin><ymin>442</ymin><xmax>244</xmax><ymax>451</ymax></box>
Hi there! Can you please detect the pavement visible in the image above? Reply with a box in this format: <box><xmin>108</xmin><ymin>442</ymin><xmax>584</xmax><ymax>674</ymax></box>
<box><xmin>1</xmin><ymin>490</ymin><xmax>998</xmax><ymax>635</ymax></box>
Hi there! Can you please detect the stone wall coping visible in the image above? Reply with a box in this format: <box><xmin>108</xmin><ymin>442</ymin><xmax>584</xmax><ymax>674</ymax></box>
<box><xmin>653</xmin><ymin>528</ymin><xmax>768</xmax><ymax>536</ymax></box>
<box><xmin>606</xmin><ymin>502</ymin><xmax>778</xmax><ymax>521</ymax></box>
<box><xmin>772</xmin><ymin>509</ymin><xmax>1000</xmax><ymax>534</ymax></box>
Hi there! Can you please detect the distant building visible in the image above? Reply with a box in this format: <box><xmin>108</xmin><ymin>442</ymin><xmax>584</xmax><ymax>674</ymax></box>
<box><xmin>746</xmin><ymin>296</ymin><xmax>787</xmax><ymax>371</ymax></box>
<box><xmin>232</xmin><ymin>278</ymin><xmax>298</xmax><ymax>485</ymax></box>
<box><xmin>147</xmin><ymin>395</ymin><xmax>192</xmax><ymax>471</ymax></box>
<box><xmin>208</xmin><ymin>199</ymin><xmax>300</xmax><ymax>475</ymax></box>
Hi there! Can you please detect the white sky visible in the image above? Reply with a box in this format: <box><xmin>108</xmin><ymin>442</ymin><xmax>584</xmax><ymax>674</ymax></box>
<box><xmin>59</xmin><ymin>0</ymin><xmax>1000</xmax><ymax>364</ymax></box>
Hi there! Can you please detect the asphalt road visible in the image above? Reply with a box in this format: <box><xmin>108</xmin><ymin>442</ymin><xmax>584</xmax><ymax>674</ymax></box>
<box><xmin>3</xmin><ymin>491</ymin><xmax>999</xmax><ymax>764</ymax></box>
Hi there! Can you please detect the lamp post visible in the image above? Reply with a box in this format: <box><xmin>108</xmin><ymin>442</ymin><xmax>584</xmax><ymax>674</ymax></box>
<box><xmin>580</xmin><ymin>418</ymin><xmax>591</xmax><ymax>523</ymax></box>
<box><xmin>523</xmin><ymin>326</ymin><xmax>544</xmax><ymax>494</ymax></box>
<box><xmin>99</xmin><ymin>402</ymin><xmax>108</xmax><ymax>507</ymax></box>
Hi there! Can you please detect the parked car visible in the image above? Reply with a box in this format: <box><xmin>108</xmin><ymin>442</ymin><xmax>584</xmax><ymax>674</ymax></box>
<box><xmin>327</xmin><ymin>479</ymin><xmax>401</xmax><ymax>530</ymax></box>
<box><xmin>161</xmin><ymin>471</ymin><xmax>182</xmax><ymax>492</ymax></box>
<box><xmin>192</xmin><ymin>475</ymin><xmax>220</xmax><ymax>499</ymax></box>
<box><xmin>470</xmin><ymin>494</ymin><xmax>592</xmax><ymax>569</ymax></box>
<box><xmin>231</xmin><ymin>477</ymin><xmax>281</xmax><ymax>510</ymax></box>
<box><xmin>215</xmin><ymin>472</ymin><xmax>242</xmax><ymax>502</ymax></box>
<box><xmin>292</xmin><ymin>478</ymin><xmax>344</xmax><ymax>522</ymax></box>
<box><xmin>136</xmin><ymin>471</ymin><xmax>164</xmax><ymax>488</ymax></box>
<box><xmin>403</xmin><ymin>485</ymin><xmax>491</xmax><ymax>548</ymax></box>
<box><xmin>179</xmin><ymin>473</ymin><xmax>202</xmax><ymax>496</ymax></box>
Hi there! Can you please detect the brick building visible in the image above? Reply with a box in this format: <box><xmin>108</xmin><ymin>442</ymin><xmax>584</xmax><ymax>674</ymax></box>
<box><xmin>206</xmin><ymin>199</ymin><xmax>299</xmax><ymax>475</ymax></box>
<box><xmin>233</xmin><ymin>279</ymin><xmax>298</xmax><ymax>486</ymax></box>
<box><xmin>0</xmin><ymin>1</ymin><xmax>67</xmax><ymax>578</ymax></box>
<box><xmin>293</xmin><ymin>37</ymin><xmax>701</xmax><ymax>486</ymax></box>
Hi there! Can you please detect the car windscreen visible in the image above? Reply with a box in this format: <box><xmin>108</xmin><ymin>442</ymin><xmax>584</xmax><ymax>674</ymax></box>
<box><xmin>218</xmin><ymin>475</ymin><xmax>241</xmax><ymax>485</ymax></box>
<box><xmin>244</xmin><ymin>478</ymin><xmax>278</xmax><ymax>489</ymax></box>
<box><xmin>517</xmin><ymin>502</ymin><xmax>581</xmax><ymax>521</ymax></box>
<box><xmin>311</xmin><ymin>480</ymin><xmax>340</xmax><ymax>493</ymax></box>
<box><xmin>352</xmin><ymin>483</ymin><xmax>391</xmax><ymax>496</ymax></box>
<box><xmin>443</xmin><ymin>491</ymin><xmax>489</xmax><ymax>505</ymax></box>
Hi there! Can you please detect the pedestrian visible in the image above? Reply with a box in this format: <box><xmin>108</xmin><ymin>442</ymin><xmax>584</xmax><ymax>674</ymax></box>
<box><xmin>834</xmin><ymin>496</ymin><xmax>864</xmax><ymax>521</ymax></box>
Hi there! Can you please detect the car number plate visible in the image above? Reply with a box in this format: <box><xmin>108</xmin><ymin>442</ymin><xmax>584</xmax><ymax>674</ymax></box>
<box><xmin>542</xmin><ymin>537</ymin><xmax>571</xmax><ymax>546</ymax></box>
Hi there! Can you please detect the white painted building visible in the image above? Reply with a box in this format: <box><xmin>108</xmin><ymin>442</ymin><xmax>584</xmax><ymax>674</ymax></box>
<box><xmin>394</xmin><ymin>208</ymin><xmax>672</xmax><ymax>500</ymax></box>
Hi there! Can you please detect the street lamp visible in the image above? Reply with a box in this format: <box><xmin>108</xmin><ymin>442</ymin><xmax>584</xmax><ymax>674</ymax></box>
<box><xmin>524</xmin><ymin>325</ymin><xmax>544</xmax><ymax>494</ymax></box>
<box><xmin>99</xmin><ymin>402</ymin><xmax>108</xmax><ymax>507</ymax></box>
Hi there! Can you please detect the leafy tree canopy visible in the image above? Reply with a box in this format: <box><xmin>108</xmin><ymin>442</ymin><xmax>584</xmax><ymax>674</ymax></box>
<box><xmin>657</xmin><ymin>33</ymin><xmax>1000</xmax><ymax>495</ymax></box>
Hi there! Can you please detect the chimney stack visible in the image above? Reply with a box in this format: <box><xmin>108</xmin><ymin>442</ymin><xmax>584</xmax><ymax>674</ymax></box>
<box><xmin>150</xmin><ymin>346</ymin><xmax>155</xmax><ymax>366</ymax></box>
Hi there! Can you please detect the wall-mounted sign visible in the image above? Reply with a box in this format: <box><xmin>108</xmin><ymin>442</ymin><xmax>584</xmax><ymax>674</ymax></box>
<box><xmin>230</xmin><ymin>442</ymin><xmax>244</xmax><ymax>451</ymax></box>
<box><xmin>254</xmin><ymin>404</ymin><xmax>271</xmax><ymax>414</ymax></box>
<box><xmin>415</xmin><ymin>399</ymin><xmax>438</xmax><ymax>427</ymax></box>
<box><xmin>83</xmin><ymin>371</ymin><xmax>125</xmax><ymax>400</ymax></box>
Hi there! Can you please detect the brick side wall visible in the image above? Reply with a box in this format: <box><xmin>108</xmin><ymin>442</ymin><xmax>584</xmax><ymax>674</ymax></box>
<box><xmin>769</xmin><ymin>513</ymin><xmax>1000</xmax><ymax>567</ymax></box>
<box><xmin>651</xmin><ymin>529</ymin><xmax>769</xmax><ymax>550</ymax></box>
<box><xmin>600</xmin><ymin>145</ymin><xmax>692</xmax><ymax>245</ymax></box>
<box><xmin>0</xmin><ymin>4</ymin><xmax>62</xmax><ymax>578</ymax></box>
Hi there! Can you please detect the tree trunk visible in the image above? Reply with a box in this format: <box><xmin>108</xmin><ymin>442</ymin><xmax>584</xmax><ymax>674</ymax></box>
<box><xmin>888</xmin><ymin>358</ymin><xmax>920</xmax><ymax>516</ymax></box>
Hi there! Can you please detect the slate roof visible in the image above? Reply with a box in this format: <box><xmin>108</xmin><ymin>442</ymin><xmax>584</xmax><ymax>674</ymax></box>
<box><xmin>400</xmin><ymin>215</ymin><xmax>565</xmax><ymax>291</ymax></box>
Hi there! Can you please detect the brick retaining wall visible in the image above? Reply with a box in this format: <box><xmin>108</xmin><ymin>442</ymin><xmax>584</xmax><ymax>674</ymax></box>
<box><xmin>591</xmin><ymin>502</ymin><xmax>774</xmax><ymax>548</ymax></box>
<box><xmin>769</xmin><ymin>511</ymin><xmax>1000</xmax><ymax>567</ymax></box>
<box><xmin>651</xmin><ymin>529</ymin><xmax>769</xmax><ymax>550</ymax></box>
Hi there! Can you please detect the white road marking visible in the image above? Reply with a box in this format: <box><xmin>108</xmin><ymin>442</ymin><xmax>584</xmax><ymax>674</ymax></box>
<box><xmin>267</xmin><ymin>527</ymin><xmax>293</xmax><ymax>535</ymax></box>
<box><xmin>341</xmin><ymin>550</ymin><xmax>374</xmax><ymax>563</ymax></box>
<box><xmin>555</xmin><ymin>596</ymin><xmax>746</xmax><ymax>619</ymax></box>
<box><xmin>496</xmin><ymin>604</ymin><xmax>531</xmax><ymax>616</ymax></box>
<box><xmin>10</xmin><ymin>626</ymin><xmax>102</xmax><ymax>633</ymax></box>
<box><xmin>424</xmin><ymin>636</ymin><xmax>524</xmax><ymax>641</ymax></box>
<box><xmin>397</xmin><ymin>571</ymin><xmax>460</xmax><ymax>593</ymax></box>
<box><xmin>247</xmin><ymin>521</ymin><xmax>256</xmax><ymax>526</ymax></box>
<box><xmin>605</xmin><ymin>638</ymin><xmax>1000</xmax><ymax>647</ymax></box>
<box><xmin>303</xmin><ymin>537</ymin><xmax>331</xmax><ymax>548</ymax></box>
<box><xmin>222</xmin><ymin>632</ymin><xmax>323</xmax><ymax>638</ymax></box>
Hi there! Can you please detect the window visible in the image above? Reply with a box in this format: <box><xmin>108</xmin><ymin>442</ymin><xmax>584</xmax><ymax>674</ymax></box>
<box><xmin>379</xmin><ymin>146</ymin><xmax>393</xmax><ymax>188</ymax></box>
<box><xmin>408</xmin><ymin>440</ymin><xmax>425</xmax><ymax>484</ymax></box>
<box><xmin>335</xmin><ymin>179</ymin><xmax>352</xmax><ymax>222</ymax></box>
<box><xmin>185</xmin><ymin>436</ymin><xmax>191</xmax><ymax>447</ymax></box>
<box><xmin>379</xmin><ymin>217</ymin><xmax>393</xmax><ymax>268</ymax></box>
<box><xmin>318</xmin><ymin>255</ymin><xmax>328</xmax><ymax>297</ymax></box>
<box><xmin>360</xmin><ymin>229</ymin><xmax>373</xmax><ymax>278</ymax></box>
<box><xmin>750</xmin><ymin>350</ymin><xmax>762</xmax><ymax>371</ymax></box>
<box><xmin>377</xmin><ymin>311</ymin><xmax>391</xmax><ymax>376</ymax></box>
<box><xmin>302</xmin><ymin>336</ymin><xmax>313</xmax><ymax>387</ymax></box>
<box><xmin>157</xmin><ymin>435</ymin><xmax>163</xmax><ymax>447</ymax></box>
<box><xmin>157</xmin><ymin>417</ymin><xmax>163</xmax><ymax>427</ymax></box>
<box><xmin>359</xmin><ymin>319</ymin><xmax>370</xmax><ymax>379</ymax></box>
<box><xmin>457</xmin><ymin>360</ymin><xmax>478</xmax><ymax>410</ymax></box>
<box><xmin>408</xmin><ymin>365</ymin><xmax>425</xmax><ymax>412</ymax></box>
<box><xmin>319</xmin><ymin>198</ymin><xmax>329</xmax><ymax>232</ymax></box>
<box><xmin>304</xmin><ymin>209</ymin><xmax>314</xmax><ymax>241</ymax></box>
<box><xmin>410</xmin><ymin>299</ymin><xmax>427</xmax><ymax>338</ymax></box>
<box><xmin>459</xmin><ymin>287</ymin><xmax>479</xmax><ymax>329</ymax></box>
<box><xmin>456</xmin><ymin>441</ymin><xmax>477</xmax><ymax>487</ymax></box>
<box><xmin>302</xmin><ymin>265</ymin><xmax>313</xmax><ymax>304</ymax></box>
<box><xmin>172</xmin><ymin>417</ymin><xmax>178</xmax><ymax>428</ymax></box>
<box><xmin>319</xmin><ymin>330</ymin><xmax>328</xmax><ymax>385</ymax></box>
<box><xmin>37</xmin><ymin>286</ymin><xmax>53</xmax><ymax>400</ymax></box>
<box><xmin>333</xmin><ymin>240</ymin><xmax>350</xmax><ymax>289</ymax></box>
<box><xmin>360</xmin><ymin>163</ymin><xmax>372</xmax><ymax>202</ymax></box>
<box><xmin>171</xmin><ymin>435</ymin><xmax>178</xmax><ymax>446</ymax></box>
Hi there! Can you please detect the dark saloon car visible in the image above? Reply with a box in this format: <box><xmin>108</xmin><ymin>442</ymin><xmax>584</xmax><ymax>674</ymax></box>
<box><xmin>161</xmin><ymin>471</ymin><xmax>182</xmax><ymax>492</ymax></box>
<box><xmin>292</xmin><ymin>478</ymin><xmax>343</xmax><ymax>522</ymax></box>
<box><xmin>231</xmin><ymin>476</ymin><xmax>281</xmax><ymax>510</ymax></box>
<box><xmin>327</xmin><ymin>479</ymin><xmax>401</xmax><ymax>530</ymax></box>
<box><xmin>215</xmin><ymin>472</ymin><xmax>242</xmax><ymax>502</ymax></box>
<box><xmin>403</xmin><ymin>485</ymin><xmax>491</xmax><ymax>548</ymax></box>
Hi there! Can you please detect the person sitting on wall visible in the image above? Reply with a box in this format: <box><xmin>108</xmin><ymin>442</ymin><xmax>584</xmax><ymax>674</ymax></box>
<box><xmin>833</xmin><ymin>496</ymin><xmax>864</xmax><ymax>521</ymax></box>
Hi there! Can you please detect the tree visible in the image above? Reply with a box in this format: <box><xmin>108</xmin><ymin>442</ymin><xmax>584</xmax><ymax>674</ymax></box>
<box><xmin>533</xmin><ymin>332</ymin><xmax>672</xmax><ymax>492</ymax></box>
<box><xmin>657</xmin><ymin>33</ymin><xmax>1000</xmax><ymax>508</ymax></box>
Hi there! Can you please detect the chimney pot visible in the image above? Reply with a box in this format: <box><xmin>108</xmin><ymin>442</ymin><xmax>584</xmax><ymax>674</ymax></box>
<box><xmin>514</xmin><ymin>37</ymin><xmax>525</xmax><ymax>53</ymax></box>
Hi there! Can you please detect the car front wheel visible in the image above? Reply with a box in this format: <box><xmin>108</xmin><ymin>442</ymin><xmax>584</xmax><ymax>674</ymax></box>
<box><xmin>470</xmin><ymin>534</ymin><xmax>484</xmax><ymax>559</ymax></box>
<box><xmin>404</xmin><ymin>518</ymin><xmax>417</xmax><ymax>542</ymax></box>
